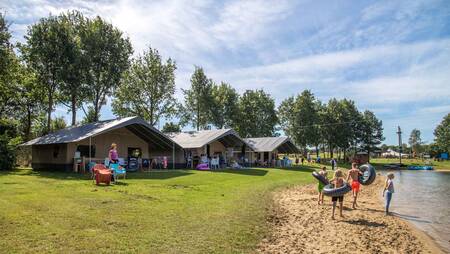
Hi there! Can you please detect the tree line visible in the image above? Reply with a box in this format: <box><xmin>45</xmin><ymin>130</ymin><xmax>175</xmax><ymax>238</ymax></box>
<box><xmin>1</xmin><ymin>11</ymin><xmax>448</xmax><ymax>170</ymax></box>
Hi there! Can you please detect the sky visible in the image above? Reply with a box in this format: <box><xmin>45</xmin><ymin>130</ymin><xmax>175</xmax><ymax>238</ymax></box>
<box><xmin>2</xmin><ymin>0</ymin><xmax>450</xmax><ymax>145</ymax></box>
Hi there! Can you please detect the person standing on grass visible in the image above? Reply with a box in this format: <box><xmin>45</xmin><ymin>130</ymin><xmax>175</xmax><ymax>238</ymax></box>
<box><xmin>109</xmin><ymin>143</ymin><xmax>119</xmax><ymax>165</ymax></box>
<box><xmin>330</xmin><ymin>169</ymin><xmax>345</xmax><ymax>219</ymax></box>
<box><xmin>383</xmin><ymin>173</ymin><xmax>395</xmax><ymax>215</ymax></box>
<box><xmin>317</xmin><ymin>166</ymin><xmax>328</xmax><ymax>205</ymax></box>
<box><xmin>108</xmin><ymin>143</ymin><xmax>119</xmax><ymax>182</ymax></box>
<box><xmin>347</xmin><ymin>162</ymin><xmax>362</xmax><ymax>209</ymax></box>
<box><xmin>330</xmin><ymin>157</ymin><xmax>337</xmax><ymax>171</ymax></box>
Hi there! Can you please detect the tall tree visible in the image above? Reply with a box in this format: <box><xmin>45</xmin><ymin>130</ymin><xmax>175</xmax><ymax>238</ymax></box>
<box><xmin>57</xmin><ymin>11</ymin><xmax>89</xmax><ymax>126</ymax></box>
<box><xmin>81</xmin><ymin>16</ymin><xmax>133</xmax><ymax>122</ymax></box>
<box><xmin>0</xmin><ymin>13</ymin><xmax>20</xmax><ymax>118</ymax></box>
<box><xmin>359</xmin><ymin>110</ymin><xmax>384</xmax><ymax>162</ymax></box>
<box><xmin>210</xmin><ymin>82</ymin><xmax>240</xmax><ymax>129</ymax></box>
<box><xmin>235</xmin><ymin>89</ymin><xmax>278</xmax><ymax>137</ymax></box>
<box><xmin>112</xmin><ymin>47</ymin><xmax>177</xmax><ymax>126</ymax></box>
<box><xmin>182</xmin><ymin>66</ymin><xmax>214</xmax><ymax>130</ymax></box>
<box><xmin>320</xmin><ymin>99</ymin><xmax>341</xmax><ymax>158</ymax></box>
<box><xmin>408</xmin><ymin>129</ymin><xmax>422</xmax><ymax>156</ymax></box>
<box><xmin>23</xmin><ymin>14</ymin><xmax>66</xmax><ymax>133</ymax></box>
<box><xmin>278</xmin><ymin>90</ymin><xmax>321</xmax><ymax>154</ymax></box>
<box><xmin>433</xmin><ymin>113</ymin><xmax>450</xmax><ymax>153</ymax></box>
<box><xmin>16</xmin><ymin>64</ymin><xmax>46</xmax><ymax>141</ymax></box>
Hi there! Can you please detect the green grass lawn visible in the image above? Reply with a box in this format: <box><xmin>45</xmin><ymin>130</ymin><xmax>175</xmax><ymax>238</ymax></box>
<box><xmin>0</xmin><ymin>166</ymin><xmax>318</xmax><ymax>253</ymax></box>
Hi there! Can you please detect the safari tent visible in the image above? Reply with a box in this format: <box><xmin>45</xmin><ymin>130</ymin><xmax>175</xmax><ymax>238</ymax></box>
<box><xmin>168</xmin><ymin>129</ymin><xmax>253</xmax><ymax>167</ymax></box>
<box><xmin>21</xmin><ymin>117</ymin><xmax>183</xmax><ymax>171</ymax></box>
<box><xmin>244</xmin><ymin>137</ymin><xmax>299</xmax><ymax>166</ymax></box>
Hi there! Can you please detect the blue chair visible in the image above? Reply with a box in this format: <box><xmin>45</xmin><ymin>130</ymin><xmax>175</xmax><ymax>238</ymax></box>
<box><xmin>110</xmin><ymin>163</ymin><xmax>126</xmax><ymax>181</ymax></box>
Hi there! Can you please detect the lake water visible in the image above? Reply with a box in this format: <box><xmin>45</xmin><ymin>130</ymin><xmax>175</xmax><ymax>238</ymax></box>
<box><xmin>381</xmin><ymin>170</ymin><xmax>450</xmax><ymax>252</ymax></box>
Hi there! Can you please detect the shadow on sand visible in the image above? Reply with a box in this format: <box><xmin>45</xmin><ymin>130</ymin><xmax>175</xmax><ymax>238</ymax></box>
<box><xmin>344</xmin><ymin>218</ymin><xmax>386</xmax><ymax>228</ymax></box>
<box><xmin>391</xmin><ymin>212</ymin><xmax>431</xmax><ymax>224</ymax></box>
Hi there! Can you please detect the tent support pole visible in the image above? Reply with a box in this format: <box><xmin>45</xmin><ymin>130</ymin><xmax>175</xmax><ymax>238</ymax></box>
<box><xmin>172</xmin><ymin>142</ymin><xmax>175</xmax><ymax>170</ymax></box>
<box><xmin>89</xmin><ymin>136</ymin><xmax>92</xmax><ymax>163</ymax></box>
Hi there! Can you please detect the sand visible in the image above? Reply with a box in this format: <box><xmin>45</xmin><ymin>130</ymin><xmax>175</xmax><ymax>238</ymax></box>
<box><xmin>257</xmin><ymin>175</ymin><xmax>444</xmax><ymax>254</ymax></box>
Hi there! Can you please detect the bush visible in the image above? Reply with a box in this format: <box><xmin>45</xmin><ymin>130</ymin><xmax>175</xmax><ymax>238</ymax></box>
<box><xmin>0</xmin><ymin>119</ymin><xmax>20</xmax><ymax>170</ymax></box>
<box><xmin>0</xmin><ymin>134</ymin><xmax>16</xmax><ymax>170</ymax></box>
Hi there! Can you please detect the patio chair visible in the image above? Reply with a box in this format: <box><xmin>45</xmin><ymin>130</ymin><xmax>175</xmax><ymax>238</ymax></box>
<box><xmin>110</xmin><ymin>163</ymin><xmax>126</xmax><ymax>181</ymax></box>
<box><xmin>92</xmin><ymin>164</ymin><xmax>107</xmax><ymax>182</ymax></box>
<box><xmin>211</xmin><ymin>158</ymin><xmax>219</xmax><ymax>170</ymax></box>
<box><xmin>95</xmin><ymin>168</ymin><xmax>112</xmax><ymax>185</ymax></box>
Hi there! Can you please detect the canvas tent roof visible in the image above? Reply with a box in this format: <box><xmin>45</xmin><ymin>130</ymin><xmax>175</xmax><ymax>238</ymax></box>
<box><xmin>168</xmin><ymin>129</ymin><xmax>251</xmax><ymax>149</ymax></box>
<box><xmin>244</xmin><ymin>137</ymin><xmax>299</xmax><ymax>153</ymax></box>
<box><xmin>21</xmin><ymin>116</ymin><xmax>180</xmax><ymax>151</ymax></box>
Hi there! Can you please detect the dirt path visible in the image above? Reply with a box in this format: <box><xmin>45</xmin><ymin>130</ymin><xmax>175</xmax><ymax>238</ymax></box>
<box><xmin>257</xmin><ymin>176</ymin><xmax>443</xmax><ymax>254</ymax></box>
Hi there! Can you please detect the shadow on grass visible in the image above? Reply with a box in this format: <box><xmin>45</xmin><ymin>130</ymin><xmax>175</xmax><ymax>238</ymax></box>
<box><xmin>212</xmin><ymin>168</ymin><xmax>269</xmax><ymax>176</ymax></box>
<box><xmin>344</xmin><ymin>218</ymin><xmax>386</xmax><ymax>227</ymax></box>
<box><xmin>125</xmin><ymin>171</ymin><xmax>194</xmax><ymax>180</ymax></box>
<box><xmin>277</xmin><ymin>165</ymin><xmax>317</xmax><ymax>172</ymax></box>
<box><xmin>3</xmin><ymin>168</ymin><xmax>193</xmax><ymax>181</ymax></box>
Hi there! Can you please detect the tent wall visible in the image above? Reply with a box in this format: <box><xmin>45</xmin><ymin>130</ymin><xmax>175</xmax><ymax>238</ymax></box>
<box><xmin>66</xmin><ymin>127</ymin><xmax>150</xmax><ymax>162</ymax></box>
<box><xmin>31</xmin><ymin>127</ymin><xmax>183</xmax><ymax>171</ymax></box>
<box><xmin>31</xmin><ymin>144</ymin><xmax>70</xmax><ymax>171</ymax></box>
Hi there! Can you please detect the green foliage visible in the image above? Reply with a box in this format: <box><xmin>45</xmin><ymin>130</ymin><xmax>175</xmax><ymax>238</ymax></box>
<box><xmin>81</xmin><ymin>16</ymin><xmax>133</xmax><ymax>122</ymax></box>
<box><xmin>0</xmin><ymin>119</ymin><xmax>20</xmax><ymax>170</ymax></box>
<box><xmin>51</xmin><ymin>116</ymin><xmax>67</xmax><ymax>131</ymax></box>
<box><xmin>210</xmin><ymin>82</ymin><xmax>240</xmax><ymax>129</ymax></box>
<box><xmin>0</xmin><ymin>13</ymin><xmax>21</xmax><ymax>119</ymax></box>
<box><xmin>278</xmin><ymin>90</ymin><xmax>321</xmax><ymax>151</ymax></box>
<box><xmin>161</xmin><ymin>122</ymin><xmax>181</xmax><ymax>133</ymax></box>
<box><xmin>182</xmin><ymin>66</ymin><xmax>214</xmax><ymax>130</ymax></box>
<box><xmin>434</xmin><ymin>113</ymin><xmax>450</xmax><ymax>153</ymax></box>
<box><xmin>235</xmin><ymin>89</ymin><xmax>278</xmax><ymax>137</ymax></box>
<box><xmin>359</xmin><ymin>110</ymin><xmax>384</xmax><ymax>159</ymax></box>
<box><xmin>16</xmin><ymin>63</ymin><xmax>46</xmax><ymax>141</ymax></box>
<box><xmin>81</xmin><ymin>106</ymin><xmax>99</xmax><ymax>124</ymax></box>
<box><xmin>22</xmin><ymin>14</ymin><xmax>68</xmax><ymax>133</ymax></box>
<box><xmin>55</xmin><ymin>11</ymin><xmax>89</xmax><ymax>126</ymax></box>
<box><xmin>112</xmin><ymin>47</ymin><xmax>177</xmax><ymax>125</ymax></box>
<box><xmin>408</xmin><ymin>128</ymin><xmax>423</xmax><ymax>155</ymax></box>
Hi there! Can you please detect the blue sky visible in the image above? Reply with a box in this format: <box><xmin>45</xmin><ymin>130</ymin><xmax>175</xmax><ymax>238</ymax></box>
<box><xmin>2</xmin><ymin>0</ymin><xmax>450</xmax><ymax>145</ymax></box>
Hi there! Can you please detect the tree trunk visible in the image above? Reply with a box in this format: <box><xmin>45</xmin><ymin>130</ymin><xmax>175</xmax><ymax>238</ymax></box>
<box><xmin>329</xmin><ymin>143</ymin><xmax>334</xmax><ymax>159</ymax></box>
<box><xmin>25</xmin><ymin>106</ymin><xmax>32</xmax><ymax>141</ymax></box>
<box><xmin>71</xmin><ymin>93</ymin><xmax>77</xmax><ymax>126</ymax></box>
<box><xmin>197</xmin><ymin>103</ymin><xmax>200</xmax><ymax>131</ymax></box>
<box><xmin>315</xmin><ymin>145</ymin><xmax>319</xmax><ymax>157</ymax></box>
<box><xmin>47</xmin><ymin>92</ymin><xmax>53</xmax><ymax>134</ymax></box>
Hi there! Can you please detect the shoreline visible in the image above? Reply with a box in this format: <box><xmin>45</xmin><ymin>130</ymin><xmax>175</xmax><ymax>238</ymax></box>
<box><xmin>257</xmin><ymin>175</ymin><xmax>444</xmax><ymax>253</ymax></box>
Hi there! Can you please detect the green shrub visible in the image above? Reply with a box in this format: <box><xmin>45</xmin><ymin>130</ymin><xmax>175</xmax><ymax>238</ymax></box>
<box><xmin>0</xmin><ymin>119</ymin><xmax>20</xmax><ymax>170</ymax></box>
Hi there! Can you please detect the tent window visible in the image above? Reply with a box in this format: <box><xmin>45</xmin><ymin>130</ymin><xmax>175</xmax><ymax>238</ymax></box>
<box><xmin>128</xmin><ymin>147</ymin><xmax>142</xmax><ymax>158</ymax></box>
<box><xmin>53</xmin><ymin>145</ymin><xmax>60</xmax><ymax>158</ymax></box>
<box><xmin>77</xmin><ymin>145</ymin><xmax>95</xmax><ymax>157</ymax></box>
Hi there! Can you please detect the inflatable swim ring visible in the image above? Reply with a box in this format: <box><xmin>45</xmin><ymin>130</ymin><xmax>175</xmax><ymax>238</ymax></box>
<box><xmin>359</xmin><ymin>164</ymin><xmax>376</xmax><ymax>185</ymax></box>
<box><xmin>323</xmin><ymin>183</ymin><xmax>352</xmax><ymax>197</ymax></box>
<box><xmin>312</xmin><ymin>171</ymin><xmax>329</xmax><ymax>185</ymax></box>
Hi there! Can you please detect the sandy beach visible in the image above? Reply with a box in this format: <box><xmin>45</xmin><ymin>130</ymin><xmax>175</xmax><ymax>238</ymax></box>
<box><xmin>257</xmin><ymin>175</ymin><xmax>444</xmax><ymax>254</ymax></box>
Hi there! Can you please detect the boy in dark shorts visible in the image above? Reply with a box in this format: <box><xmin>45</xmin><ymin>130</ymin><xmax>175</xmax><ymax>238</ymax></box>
<box><xmin>330</xmin><ymin>169</ymin><xmax>345</xmax><ymax>220</ymax></box>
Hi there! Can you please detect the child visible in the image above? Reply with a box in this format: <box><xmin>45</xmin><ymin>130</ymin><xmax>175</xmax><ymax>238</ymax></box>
<box><xmin>346</xmin><ymin>162</ymin><xmax>362</xmax><ymax>209</ymax></box>
<box><xmin>330</xmin><ymin>169</ymin><xmax>345</xmax><ymax>219</ymax></box>
<box><xmin>382</xmin><ymin>173</ymin><xmax>395</xmax><ymax>215</ymax></box>
<box><xmin>317</xmin><ymin>167</ymin><xmax>328</xmax><ymax>205</ymax></box>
